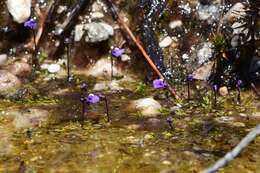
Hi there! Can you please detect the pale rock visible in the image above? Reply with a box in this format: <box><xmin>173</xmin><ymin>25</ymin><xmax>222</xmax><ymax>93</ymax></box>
<box><xmin>57</xmin><ymin>5</ymin><xmax>67</xmax><ymax>14</ymax></box>
<box><xmin>197</xmin><ymin>42</ymin><xmax>213</xmax><ymax>65</ymax></box>
<box><xmin>109</xmin><ymin>80</ymin><xmax>123</xmax><ymax>90</ymax></box>
<box><xmin>11</xmin><ymin>108</ymin><xmax>49</xmax><ymax>129</ymax></box>
<box><xmin>93</xmin><ymin>80</ymin><xmax>123</xmax><ymax>91</ymax></box>
<box><xmin>130</xmin><ymin>97</ymin><xmax>162</xmax><ymax>117</ymax></box>
<box><xmin>93</xmin><ymin>82</ymin><xmax>109</xmax><ymax>91</ymax></box>
<box><xmin>86</xmin><ymin>58</ymin><xmax>122</xmax><ymax>79</ymax></box>
<box><xmin>251</xmin><ymin>112</ymin><xmax>260</xmax><ymax>120</ymax></box>
<box><xmin>7</xmin><ymin>0</ymin><xmax>31</xmax><ymax>23</ymax></box>
<box><xmin>48</xmin><ymin>64</ymin><xmax>61</xmax><ymax>73</ymax></box>
<box><xmin>74</xmin><ymin>24</ymin><xmax>85</xmax><ymax>42</ymax></box>
<box><xmin>40</xmin><ymin>63</ymin><xmax>49</xmax><ymax>70</ymax></box>
<box><xmin>182</xmin><ymin>53</ymin><xmax>189</xmax><ymax>60</ymax></box>
<box><xmin>91</xmin><ymin>12</ymin><xmax>104</xmax><ymax>19</ymax></box>
<box><xmin>8</xmin><ymin>61</ymin><xmax>31</xmax><ymax>77</ymax></box>
<box><xmin>192</xmin><ymin>61</ymin><xmax>214</xmax><ymax>80</ymax></box>
<box><xmin>215</xmin><ymin>116</ymin><xmax>235</xmax><ymax>124</ymax></box>
<box><xmin>85</xmin><ymin>22</ymin><xmax>114</xmax><ymax>43</ymax></box>
<box><xmin>197</xmin><ymin>3</ymin><xmax>220</xmax><ymax>23</ymax></box>
<box><xmin>219</xmin><ymin>86</ymin><xmax>229</xmax><ymax>96</ymax></box>
<box><xmin>159</xmin><ymin>36</ymin><xmax>173</xmax><ymax>48</ymax></box>
<box><xmin>162</xmin><ymin>160</ymin><xmax>172</xmax><ymax>165</ymax></box>
<box><xmin>0</xmin><ymin>54</ymin><xmax>8</xmax><ymax>65</ymax></box>
<box><xmin>233</xmin><ymin>122</ymin><xmax>245</xmax><ymax>127</ymax></box>
<box><xmin>169</xmin><ymin>20</ymin><xmax>183</xmax><ymax>29</ymax></box>
<box><xmin>0</xmin><ymin>70</ymin><xmax>21</xmax><ymax>97</ymax></box>
<box><xmin>221</xmin><ymin>3</ymin><xmax>246</xmax><ymax>23</ymax></box>
<box><xmin>121</xmin><ymin>54</ymin><xmax>131</xmax><ymax>62</ymax></box>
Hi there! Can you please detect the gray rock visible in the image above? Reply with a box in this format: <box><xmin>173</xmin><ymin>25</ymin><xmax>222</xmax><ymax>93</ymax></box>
<box><xmin>0</xmin><ymin>70</ymin><xmax>21</xmax><ymax>97</ymax></box>
<box><xmin>0</xmin><ymin>54</ymin><xmax>8</xmax><ymax>65</ymax></box>
<box><xmin>7</xmin><ymin>0</ymin><xmax>31</xmax><ymax>23</ymax></box>
<box><xmin>85</xmin><ymin>22</ymin><xmax>114</xmax><ymax>43</ymax></box>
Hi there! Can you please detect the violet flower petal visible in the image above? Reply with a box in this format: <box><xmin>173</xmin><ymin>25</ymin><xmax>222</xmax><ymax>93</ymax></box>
<box><xmin>111</xmin><ymin>48</ymin><xmax>125</xmax><ymax>58</ymax></box>
<box><xmin>24</xmin><ymin>19</ymin><xmax>37</xmax><ymax>30</ymax></box>
<box><xmin>153</xmin><ymin>79</ymin><xmax>167</xmax><ymax>89</ymax></box>
<box><xmin>86</xmin><ymin>94</ymin><xmax>100</xmax><ymax>104</ymax></box>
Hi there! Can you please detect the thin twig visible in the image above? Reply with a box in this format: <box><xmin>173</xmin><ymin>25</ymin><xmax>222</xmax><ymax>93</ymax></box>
<box><xmin>104</xmin><ymin>0</ymin><xmax>179</xmax><ymax>99</ymax></box>
<box><xmin>250</xmin><ymin>83</ymin><xmax>260</xmax><ymax>98</ymax></box>
<box><xmin>201</xmin><ymin>124</ymin><xmax>260</xmax><ymax>173</ymax></box>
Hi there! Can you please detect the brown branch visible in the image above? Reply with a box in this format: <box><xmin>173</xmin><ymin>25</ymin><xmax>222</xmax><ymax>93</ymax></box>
<box><xmin>104</xmin><ymin>0</ymin><xmax>179</xmax><ymax>99</ymax></box>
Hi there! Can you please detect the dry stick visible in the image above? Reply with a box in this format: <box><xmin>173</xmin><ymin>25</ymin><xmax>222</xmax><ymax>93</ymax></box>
<box><xmin>250</xmin><ymin>83</ymin><xmax>260</xmax><ymax>98</ymax></box>
<box><xmin>104</xmin><ymin>0</ymin><xmax>179</xmax><ymax>99</ymax></box>
<box><xmin>104</xmin><ymin>97</ymin><xmax>110</xmax><ymax>122</ymax></box>
<box><xmin>201</xmin><ymin>124</ymin><xmax>260</xmax><ymax>173</ymax></box>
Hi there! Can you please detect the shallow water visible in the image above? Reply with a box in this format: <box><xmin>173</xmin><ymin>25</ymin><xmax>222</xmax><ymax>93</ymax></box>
<box><xmin>0</xmin><ymin>79</ymin><xmax>260</xmax><ymax>173</ymax></box>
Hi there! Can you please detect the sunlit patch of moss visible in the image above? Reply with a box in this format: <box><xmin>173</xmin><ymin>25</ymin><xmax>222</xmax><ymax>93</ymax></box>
<box><xmin>13</xmin><ymin>95</ymin><xmax>61</xmax><ymax>106</ymax></box>
<box><xmin>159</xmin><ymin>107</ymin><xmax>171</xmax><ymax>115</ymax></box>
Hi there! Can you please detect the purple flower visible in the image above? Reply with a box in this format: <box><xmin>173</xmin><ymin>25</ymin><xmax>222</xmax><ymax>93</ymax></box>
<box><xmin>80</xmin><ymin>82</ymin><xmax>88</xmax><ymax>91</ymax></box>
<box><xmin>236</xmin><ymin>80</ymin><xmax>243</xmax><ymax>88</ymax></box>
<box><xmin>153</xmin><ymin>79</ymin><xmax>167</xmax><ymax>89</ymax></box>
<box><xmin>86</xmin><ymin>94</ymin><xmax>100</xmax><ymax>104</ymax></box>
<box><xmin>111</xmin><ymin>48</ymin><xmax>125</xmax><ymax>58</ymax></box>
<box><xmin>212</xmin><ymin>84</ymin><xmax>218</xmax><ymax>92</ymax></box>
<box><xmin>186</xmin><ymin>74</ymin><xmax>193</xmax><ymax>82</ymax></box>
<box><xmin>24</xmin><ymin>18</ymin><xmax>37</xmax><ymax>30</ymax></box>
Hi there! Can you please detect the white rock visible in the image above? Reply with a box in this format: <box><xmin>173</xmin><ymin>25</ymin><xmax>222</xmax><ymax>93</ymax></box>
<box><xmin>74</xmin><ymin>24</ymin><xmax>85</xmax><ymax>42</ymax></box>
<box><xmin>121</xmin><ymin>54</ymin><xmax>131</xmax><ymax>62</ymax></box>
<box><xmin>197</xmin><ymin>3</ymin><xmax>220</xmax><ymax>23</ymax></box>
<box><xmin>7</xmin><ymin>0</ymin><xmax>31</xmax><ymax>23</ymax></box>
<box><xmin>197</xmin><ymin>42</ymin><xmax>213</xmax><ymax>65</ymax></box>
<box><xmin>169</xmin><ymin>20</ymin><xmax>183</xmax><ymax>29</ymax></box>
<box><xmin>40</xmin><ymin>63</ymin><xmax>49</xmax><ymax>70</ymax></box>
<box><xmin>11</xmin><ymin>108</ymin><xmax>49</xmax><ymax>129</ymax></box>
<box><xmin>0</xmin><ymin>70</ymin><xmax>21</xmax><ymax>97</ymax></box>
<box><xmin>192</xmin><ymin>61</ymin><xmax>214</xmax><ymax>80</ymax></box>
<box><xmin>130</xmin><ymin>97</ymin><xmax>162</xmax><ymax>117</ymax></box>
<box><xmin>219</xmin><ymin>86</ymin><xmax>229</xmax><ymax>96</ymax></box>
<box><xmin>57</xmin><ymin>5</ymin><xmax>67</xmax><ymax>14</ymax></box>
<box><xmin>182</xmin><ymin>53</ymin><xmax>189</xmax><ymax>60</ymax></box>
<box><xmin>93</xmin><ymin>82</ymin><xmax>109</xmax><ymax>91</ymax></box>
<box><xmin>85</xmin><ymin>22</ymin><xmax>114</xmax><ymax>43</ymax></box>
<box><xmin>0</xmin><ymin>54</ymin><xmax>7</xmax><ymax>65</ymax></box>
<box><xmin>47</xmin><ymin>64</ymin><xmax>61</xmax><ymax>73</ymax></box>
<box><xmin>91</xmin><ymin>12</ymin><xmax>104</xmax><ymax>19</ymax></box>
<box><xmin>86</xmin><ymin>58</ymin><xmax>122</xmax><ymax>79</ymax></box>
<box><xmin>159</xmin><ymin>36</ymin><xmax>173</xmax><ymax>48</ymax></box>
